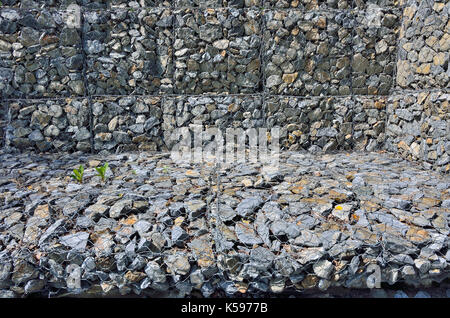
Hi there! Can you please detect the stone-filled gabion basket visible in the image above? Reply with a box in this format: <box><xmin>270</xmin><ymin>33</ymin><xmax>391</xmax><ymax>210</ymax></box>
<box><xmin>92</xmin><ymin>96</ymin><xmax>164</xmax><ymax>153</ymax></box>
<box><xmin>0</xmin><ymin>9</ymin><xmax>85</xmax><ymax>99</ymax></box>
<box><xmin>264</xmin><ymin>95</ymin><xmax>353</xmax><ymax>152</ymax></box>
<box><xmin>161</xmin><ymin>95</ymin><xmax>264</xmax><ymax>149</ymax></box>
<box><xmin>354</xmin><ymin>0</ymin><xmax>399</xmax><ymax>10</ymax></box>
<box><xmin>174</xmin><ymin>8</ymin><xmax>262</xmax><ymax>94</ymax></box>
<box><xmin>396</xmin><ymin>0</ymin><xmax>449</xmax><ymax>90</ymax></box>
<box><xmin>110</xmin><ymin>0</ymin><xmax>173</xmax><ymax>9</ymax></box>
<box><xmin>175</xmin><ymin>0</ymin><xmax>261</xmax><ymax>8</ymax></box>
<box><xmin>83</xmin><ymin>8</ymin><xmax>174</xmax><ymax>96</ymax></box>
<box><xmin>385</xmin><ymin>90</ymin><xmax>450</xmax><ymax>173</ymax></box>
<box><xmin>352</xmin><ymin>7</ymin><xmax>400</xmax><ymax>95</ymax></box>
<box><xmin>6</xmin><ymin>98</ymin><xmax>91</xmax><ymax>152</ymax></box>
<box><xmin>265</xmin><ymin>0</ymin><xmax>351</xmax><ymax>10</ymax></box>
<box><xmin>263</xmin><ymin>9</ymin><xmax>353</xmax><ymax>96</ymax></box>
<box><xmin>353</xmin><ymin>95</ymin><xmax>387</xmax><ymax>152</ymax></box>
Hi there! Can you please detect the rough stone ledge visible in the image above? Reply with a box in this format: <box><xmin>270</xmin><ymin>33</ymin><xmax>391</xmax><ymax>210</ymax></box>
<box><xmin>0</xmin><ymin>150</ymin><xmax>448</xmax><ymax>297</ymax></box>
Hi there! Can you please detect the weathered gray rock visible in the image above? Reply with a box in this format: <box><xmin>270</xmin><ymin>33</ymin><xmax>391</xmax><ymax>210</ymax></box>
<box><xmin>24</xmin><ymin>279</ymin><xmax>45</xmax><ymax>294</ymax></box>
<box><xmin>313</xmin><ymin>260</ymin><xmax>334</xmax><ymax>279</ymax></box>
<box><xmin>60</xmin><ymin>232</ymin><xmax>90</xmax><ymax>252</ymax></box>
<box><xmin>109</xmin><ymin>200</ymin><xmax>133</xmax><ymax>219</ymax></box>
<box><xmin>270</xmin><ymin>220</ymin><xmax>300</xmax><ymax>239</ymax></box>
<box><xmin>236</xmin><ymin>197</ymin><xmax>264</xmax><ymax>217</ymax></box>
<box><xmin>66</xmin><ymin>264</ymin><xmax>82</xmax><ymax>290</ymax></box>
<box><xmin>235</xmin><ymin>222</ymin><xmax>263</xmax><ymax>245</ymax></box>
<box><xmin>145</xmin><ymin>261</ymin><xmax>167</xmax><ymax>284</ymax></box>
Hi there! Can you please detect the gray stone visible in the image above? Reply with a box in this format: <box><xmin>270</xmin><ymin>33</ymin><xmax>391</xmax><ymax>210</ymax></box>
<box><xmin>296</xmin><ymin>247</ymin><xmax>325</xmax><ymax>265</ymax></box>
<box><xmin>109</xmin><ymin>200</ymin><xmax>132</xmax><ymax>219</ymax></box>
<box><xmin>270</xmin><ymin>220</ymin><xmax>300</xmax><ymax>239</ymax></box>
<box><xmin>24</xmin><ymin>279</ymin><xmax>45</xmax><ymax>294</ymax></box>
<box><xmin>236</xmin><ymin>197</ymin><xmax>264</xmax><ymax>217</ymax></box>
<box><xmin>171</xmin><ymin>226</ymin><xmax>189</xmax><ymax>245</ymax></box>
<box><xmin>165</xmin><ymin>254</ymin><xmax>190</xmax><ymax>276</ymax></box>
<box><xmin>313</xmin><ymin>260</ymin><xmax>334</xmax><ymax>279</ymax></box>
<box><xmin>66</xmin><ymin>264</ymin><xmax>82</xmax><ymax>290</ymax></box>
<box><xmin>60</xmin><ymin>232</ymin><xmax>89</xmax><ymax>252</ymax></box>
<box><xmin>235</xmin><ymin>222</ymin><xmax>263</xmax><ymax>245</ymax></box>
<box><xmin>60</xmin><ymin>28</ymin><xmax>81</xmax><ymax>46</ymax></box>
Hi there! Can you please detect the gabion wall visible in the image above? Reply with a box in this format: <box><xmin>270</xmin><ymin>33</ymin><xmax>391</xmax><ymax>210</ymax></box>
<box><xmin>0</xmin><ymin>0</ymin><xmax>449</xmax><ymax>173</ymax></box>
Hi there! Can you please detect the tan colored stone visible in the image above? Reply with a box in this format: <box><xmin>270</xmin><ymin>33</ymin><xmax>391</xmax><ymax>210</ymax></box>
<box><xmin>398</xmin><ymin>140</ymin><xmax>410</xmax><ymax>152</ymax></box>
<box><xmin>328</xmin><ymin>190</ymin><xmax>350</xmax><ymax>203</ymax></box>
<box><xmin>428</xmin><ymin>151</ymin><xmax>438</xmax><ymax>160</ymax></box>
<box><xmin>316</xmin><ymin>16</ymin><xmax>327</xmax><ymax>29</ymax></box>
<box><xmin>374</xmin><ymin>100</ymin><xmax>385</xmax><ymax>109</ymax></box>
<box><xmin>185</xmin><ymin>169</ymin><xmax>200</xmax><ymax>178</ymax></box>
<box><xmin>174</xmin><ymin>216</ymin><xmax>184</xmax><ymax>227</ymax></box>
<box><xmin>403</xmin><ymin>6</ymin><xmax>416</xmax><ymax>20</ymax></box>
<box><xmin>0</xmin><ymin>39</ymin><xmax>12</xmax><ymax>51</ymax></box>
<box><xmin>353</xmin><ymin>228</ymin><xmax>378</xmax><ymax>245</ymax></box>
<box><xmin>124</xmin><ymin>271</ymin><xmax>146</xmax><ymax>283</ymax></box>
<box><xmin>190</xmin><ymin>237</ymin><xmax>215</xmax><ymax>267</ymax></box>
<box><xmin>419</xmin><ymin>197</ymin><xmax>441</xmax><ymax>208</ymax></box>
<box><xmin>410</xmin><ymin>142</ymin><xmax>420</xmax><ymax>157</ymax></box>
<box><xmin>406</xmin><ymin>227</ymin><xmax>430</xmax><ymax>244</ymax></box>
<box><xmin>433</xmin><ymin>2</ymin><xmax>445</xmax><ymax>12</ymax></box>
<box><xmin>306</xmin><ymin>29</ymin><xmax>319</xmax><ymax>41</ymax></box>
<box><xmin>34</xmin><ymin>204</ymin><xmax>50</xmax><ymax>219</ymax></box>
<box><xmin>417</xmin><ymin>63</ymin><xmax>431</xmax><ymax>74</ymax></box>
<box><xmin>241</xmin><ymin>178</ymin><xmax>253</xmax><ymax>187</ymax></box>
<box><xmin>439</xmin><ymin>33</ymin><xmax>450</xmax><ymax>51</ymax></box>
<box><xmin>218</xmin><ymin>224</ymin><xmax>237</xmax><ymax>241</ymax></box>
<box><xmin>360</xmin><ymin>201</ymin><xmax>380</xmax><ymax>213</ymax></box>
<box><xmin>282</xmin><ymin>72</ymin><xmax>298</xmax><ymax>84</ymax></box>
<box><xmin>289</xmin><ymin>184</ymin><xmax>304</xmax><ymax>194</ymax></box>
<box><xmin>212</xmin><ymin>39</ymin><xmax>229</xmax><ymax>50</ymax></box>
<box><xmin>425</xmin><ymin>36</ymin><xmax>438</xmax><ymax>48</ymax></box>
<box><xmin>417</xmin><ymin>92</ymin><xmax>429</xmax><ymax>104</ymax></box>
<box><xmin>402</xmin><ymin>42</ymin><xmax>413</xmax><ymax>52</ymax></box>
<box><xmin>433</xmin><ymin>52</ymin><xmax>446</xmax><ymax>66</ymax></box>
<box><xmin>301</xmin><ymin>197</ymin><xmax>331</xmax><ymax>205</ymax></box>
<box><xmin>246</xmin><ymin>59</ymin><xmax>260</xmax><ymax>72</ymax></box>
<box><xmin>368</xmin><ymin>87</ymin><xmax>378</xmax><ymax>95</ymax></box>
<box><xmin>88</xmin><ymin>160</ymin><xmax>101</xmax><ymax>167</ymax></box>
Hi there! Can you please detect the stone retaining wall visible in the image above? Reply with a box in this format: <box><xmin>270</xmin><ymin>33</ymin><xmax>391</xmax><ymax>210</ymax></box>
<box><xmin>385</xmin><ymin>90</ymin><xmax>449</xmax><ymax>172</ymax></box>
<box><xmin>0</xmin><ymin>0</ymin><xmax>449</xmax><ymax>173</ymax></box>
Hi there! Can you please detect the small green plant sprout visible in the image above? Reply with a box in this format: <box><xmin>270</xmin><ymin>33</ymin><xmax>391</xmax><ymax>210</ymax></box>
<box><xmin>163</xmin><ymin>165</ymin><xmax>169</xmax><ymax>174</ymax></box>
<box><xmin>95</xmin><ymin>162</ymin><xmax>109</xmax><ymax>182</ymax></box>
<box><xmin>71</xmin><ymin>165</ymin><xmax>84</xmax><ymax>183</ymax></box>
